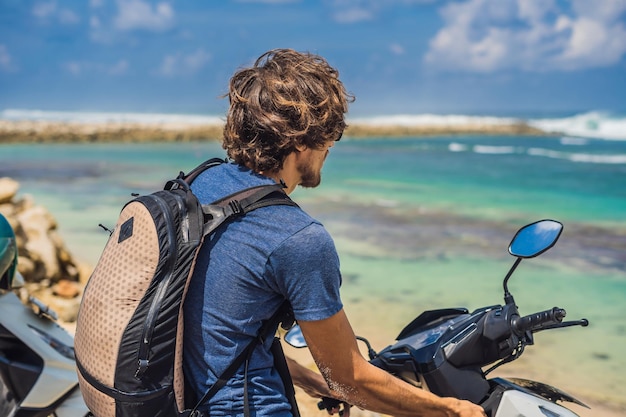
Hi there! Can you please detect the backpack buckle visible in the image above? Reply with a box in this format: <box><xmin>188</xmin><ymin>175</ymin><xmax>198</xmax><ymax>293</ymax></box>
<box><xmin>135</xmin><ymin>359</ymin><xmax>149</xmax><ymax>378</ymax></box>
<box><xmin>228</xmin><ymin>200</ymin><xmax>244</xmax><ymax>216</ymax></box>
<box><xmin>164</xmin><ymin>178</ymin><xmax>190</xmax><ymax>191</ymax></box>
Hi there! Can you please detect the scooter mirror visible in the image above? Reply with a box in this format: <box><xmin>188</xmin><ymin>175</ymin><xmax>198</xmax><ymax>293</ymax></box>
<box><xmin>508</xmin><ymin>219</ymin><xmax>563</xmax><ymax>258</ymax></box>
<box><xmin>284</xmin><ymin>325</ymin><xmax>307</xmax><ymax>348</ymax></box>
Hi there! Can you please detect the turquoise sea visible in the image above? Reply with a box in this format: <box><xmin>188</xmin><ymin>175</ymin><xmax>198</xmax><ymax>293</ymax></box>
<box><xmin>1</xmin><ymin>134</ymin><xmax>625</xmax><ymax>413</ymax></box>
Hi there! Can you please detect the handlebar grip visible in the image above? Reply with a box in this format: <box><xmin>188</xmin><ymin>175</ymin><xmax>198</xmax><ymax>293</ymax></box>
<box><xmin>513</xmin><ymin>307</ymin><xmax>566</xmax><ymax>335</ymax></box>
<box><xmin>318</xmin><ymin>397</ymin><xmax>343</xmax><ymax>413</ymax></box>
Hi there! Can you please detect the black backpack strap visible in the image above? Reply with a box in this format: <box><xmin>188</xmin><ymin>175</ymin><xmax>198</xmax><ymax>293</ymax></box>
<box><xmin>189</xmin><ymin>301</ymin><xmax>294</xmax><ymax>416</ymax></box>
<box><xmin>211</xmin><ymin>183</ymin><xmax>292</xmax><ymax>208</ymax></box>
<box><xmin>186</xmin><ymin>337</ymin><xmax>256</xmax><ymax>416</ymax></box>
<box><xmin>182</xmin><ymin>158</ymin><xmax>227</xmax><ymax>185</ymax></box>
<box><xmin>164</xmin><ymin>158</ymin><xmax>227</xmax><ymax>192</ymax></box>
<box><xmin>271</xmin><ymin>337</ymin><xmax>300</xmax><ymax>417</ymax></box>
<box><xmin>201</xmin><ymin>184</ymin><xmax>298</xmax><ymax>237</ymax></box>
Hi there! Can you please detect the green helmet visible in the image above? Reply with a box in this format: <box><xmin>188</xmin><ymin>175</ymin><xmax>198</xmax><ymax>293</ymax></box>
<box><xmin>0</xmin><ymin>213</ymin><xmax>18</xmax><ymax>290</ymax></box>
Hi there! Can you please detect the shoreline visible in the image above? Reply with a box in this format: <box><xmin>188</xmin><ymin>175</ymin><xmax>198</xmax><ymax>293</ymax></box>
<box><xmin>0</xmin><ymin>119</ymin><xmax>549</xmax><ymax>143</ymax></box>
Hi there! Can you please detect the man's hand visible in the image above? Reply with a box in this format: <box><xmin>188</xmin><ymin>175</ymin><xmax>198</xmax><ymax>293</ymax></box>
<box><xmin>318</xmin><ymin>396</ymin><xmax>352</xmax><ymax>416</ymax></box>
<box><xmin>445</xmin><ymin>398</ymin><xmax>488</xmax><ymax>417</ymax></box>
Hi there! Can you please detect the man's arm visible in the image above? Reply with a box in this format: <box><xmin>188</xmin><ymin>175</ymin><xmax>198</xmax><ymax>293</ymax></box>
<box><xmin>285</xmin><ymin>356</ymin><xmax>331</xmax><ymax>399</ymax></box>
<box><xmin>286</xmin><ymin>357</ymin><xmax>351</xmax><ymax>416</ymax></box>
<box><xmin>298</xmin><ymin>309</ymin><xmax>487</xmax><ymax>417</ymax></box>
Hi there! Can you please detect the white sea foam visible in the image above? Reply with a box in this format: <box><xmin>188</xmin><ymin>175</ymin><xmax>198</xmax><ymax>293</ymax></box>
<box><xmin>349</xmin><ymin>113</ymin><xmax>518</xmax><ymax>127</ymax></box>
<box><xmin>473</xmin><ymin>145</ymin><xmax>518</xmax><ymax>154</ymax></box>
<box><xmin>527</xmin><ymin>147</ymin><xmax>626</xmax><ymax>164</ymax></box>
<box><xmin>568</xmin><ymin>153</ymin><xmax>626</xmax><ymax>164</ymax></box>
<box><xmin>351</xmin><ymin>111</ymin><xmax>626</xmax><ymax>141</ymax></box>
<box><xmin>448</xmin><ymin>142</ymin><xmax>468</xmax><ymax>152</ymax></box>
<box><xmin>527</xmin><ymin>147</ymin><xmax>565</xmax><ymax>159</ymax></box>
<box><xmin>559</xmin><ymin>136</ymin><xmax>588</xmax><ymax>146</ymax></box>
<box><xmin>0</xmin><ymin>109</ymin><xmax>223</xmax><ymax>125</ymax></box>
<box><xmin>528</xmin><ymin>111</ymin><xmax>626</xmax><ymax>141</ymax></box>
<box><xmin>351</xmin><ymin>112</ymin><xmax>626</xmax><ymax>141</ymax></box>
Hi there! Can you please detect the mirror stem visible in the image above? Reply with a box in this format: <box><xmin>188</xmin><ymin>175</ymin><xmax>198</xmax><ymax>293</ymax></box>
<box><xmin>503</xmin><ymin>257</ymin><xmax>522</xmax><ymax>305</ymax></box>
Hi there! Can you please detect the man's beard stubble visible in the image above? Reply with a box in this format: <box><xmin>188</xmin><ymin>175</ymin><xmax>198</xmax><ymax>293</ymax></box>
<box><xmin>297</xmin><ymin>158</ymin><xmax>322</xmax><ymax>188</ymax></box>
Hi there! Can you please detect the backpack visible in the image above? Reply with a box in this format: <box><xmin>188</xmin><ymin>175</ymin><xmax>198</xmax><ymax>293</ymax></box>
<box><xmin>74</xmin><ymin>158</ymin><xmax>298</xmax><ymax>417</ymax></box>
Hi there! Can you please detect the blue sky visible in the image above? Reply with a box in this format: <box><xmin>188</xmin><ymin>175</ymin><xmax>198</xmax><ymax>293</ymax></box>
<box><xmin>1</xmin><ymin>0</ymin><xmax>625</xmax><ymax>117</ymax></box>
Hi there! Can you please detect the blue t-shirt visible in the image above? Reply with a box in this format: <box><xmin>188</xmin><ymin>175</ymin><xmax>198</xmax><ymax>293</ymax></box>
<box><xmin>183</xmin><ymin>162</ymin><xmax>343</xmax><ymax>416</ymax></box>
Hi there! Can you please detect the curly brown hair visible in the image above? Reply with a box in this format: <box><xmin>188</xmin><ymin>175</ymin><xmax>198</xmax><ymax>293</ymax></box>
<box><xmin>222</xmin><ymin>49</ymin><xmax>354</xmax><ymax>173</ymax></box>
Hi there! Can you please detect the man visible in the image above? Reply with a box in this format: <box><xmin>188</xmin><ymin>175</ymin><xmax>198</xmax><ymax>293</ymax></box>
<box><xmin>183</xmin><ymin>48</ymin><xmax>486</xmax><ymax>417</ymax></box>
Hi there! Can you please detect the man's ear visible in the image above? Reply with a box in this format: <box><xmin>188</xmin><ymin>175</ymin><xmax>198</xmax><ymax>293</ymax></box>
<box><xmin>295</xmin><ymin>143</ymin><xmax>307</xmax><ymax>152</ymax></box>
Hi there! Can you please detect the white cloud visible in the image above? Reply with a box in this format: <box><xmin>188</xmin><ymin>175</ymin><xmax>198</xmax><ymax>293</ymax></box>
<box><xmin>32</xmin><ymin>1</ymin><xmax>80</xmax><ymax>25</ymax></box>
<box><xmin>234</xmin><ymin>0</ymin><xmax>299</xmax><ymax>3</ymax></box>
<box><xmin>570</xmin><ymin>0</ymin><xmax>626</xmax><ymax>22</ymax></box>
<box><xmin>62</xmin><ymin>60</ymin><xmax>129</xmax><ymax>76</ymax></box>
<box><xmin>0</xmin><ymin>45</ymin><xmax>18</xmax><ymax>72</ymax></box>
<box><xmin>333</xmin><ymin>7</ymin><xmax>374</xmax><ymax>23</ymax></box>
<box><xmin>328</xmin><ymin>0</ymin><xmax>437</xmax><ymax>24</ymax></box>
<box><xmin>390</xmin><ymin>43</ymin><xmax>405</xmax><ymax>55</ymax></box>
<box><xmin>156</xmin><ymin>49</ymin><xmax>211</xmax><ymax>77</ymax></box>
<box><xmin>58</xmin><ymin>9</ymin><xmax>80</xmax><ymax>24</ymax></box>
<box><xmin>327</xmin><ymin>0</ymin><xmax>379</xmax><ymax>23</ymax></box>
<box><xmin>90</xmin><ymin>15</ymin><xmax>101</xmax><ymax>29</ymax></box>
<box><xmin>424</xmin><ymin>0</ymin><xmax>626</xmax><ymax>73</ymax></box>
<box><xmin>32</xmin><ymin>1</ymin><xmax>57</xmax><ymax>19</ymax></box>
<box><xmin>109</xmin><ymin>60</ymin><xmax>129</xmax><ymax>75</ymax></box>
<box><xmin>114</xmin><ymin>0</ymin><xmax>174</xmax><ymax>32</ymax></box>
<box><xmin>63</xmin><ymin>61</ymin><xmax>84</xmax><ymax>75</ymax></box>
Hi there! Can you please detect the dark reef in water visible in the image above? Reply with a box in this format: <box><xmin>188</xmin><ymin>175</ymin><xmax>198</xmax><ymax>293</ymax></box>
<box><xmin>591</xmin><ymin>352</ymin><xmax>610</xmax><ymax>361</ymax></box>
<box><xmin>303</xmin><ymin>197</ymin><xmax>626</xmax><ymax>274</ymax></box>
<box><xmin>0</xmin><ymin>161</ymin><xmax>104</xmax><ymax>181</ymax></box>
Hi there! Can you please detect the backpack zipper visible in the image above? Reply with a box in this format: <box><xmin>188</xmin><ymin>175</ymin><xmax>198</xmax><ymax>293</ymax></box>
<box><xmin>135</xmin><ymin>194</ymin><xmax>179</xmax><ymax>378</ymax></box>
<box><xmin>179</xmin><ymin>195</ymin><xmax>190</xmax><ymax>243</ymax></box>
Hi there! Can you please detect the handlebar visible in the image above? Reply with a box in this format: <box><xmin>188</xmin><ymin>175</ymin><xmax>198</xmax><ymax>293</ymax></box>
<box><xmin>512</xmin><ymin>307</ymin><xmax>566</xmax><ymax>335</ymax></box>
<box><xmin>318</xmin><ymin>397</ymin><xmax>348</xmax><ymax>416</ymax></box>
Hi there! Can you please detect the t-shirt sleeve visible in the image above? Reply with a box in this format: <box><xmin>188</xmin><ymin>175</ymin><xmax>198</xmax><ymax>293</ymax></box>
<box><xmin>266</xmin><ymin>222</ymin><xmax>343</xmax><ymax>322</ymax></box>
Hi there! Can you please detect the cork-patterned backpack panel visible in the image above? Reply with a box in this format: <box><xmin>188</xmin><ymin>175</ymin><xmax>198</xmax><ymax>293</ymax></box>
<box><xmin>75</xmin><ymin>201</ymin><xmax>159</xmax><ymax>415</ymax></box>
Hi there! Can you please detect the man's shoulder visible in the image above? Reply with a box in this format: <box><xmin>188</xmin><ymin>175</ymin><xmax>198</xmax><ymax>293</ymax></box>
<box><xmin>190</xmin><ymin>161</ymin><xmax>273</xmax><ymax>203</ymax></box>
<box><xmin>189</xmin><ymin>160</ymin><xmax>323</xmax><ymax>233</ymax></box>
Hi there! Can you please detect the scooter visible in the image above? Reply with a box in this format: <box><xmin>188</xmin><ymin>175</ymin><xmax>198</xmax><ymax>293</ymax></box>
<box><xmin>285</xmin><ymin>219</ymin><xmax>590</xmax><ymax>417</ymax></box>
<box><xmin>0</xmin><ymin>254</ymin><xmax>90</xmax><ymax>415</ymax></box>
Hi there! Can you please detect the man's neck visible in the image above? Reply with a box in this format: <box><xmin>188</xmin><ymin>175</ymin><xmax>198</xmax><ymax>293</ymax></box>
<box><xmin>258</xmin><ymin>152</ymin><xmax>300</xmax><ymax>195</ymax></box>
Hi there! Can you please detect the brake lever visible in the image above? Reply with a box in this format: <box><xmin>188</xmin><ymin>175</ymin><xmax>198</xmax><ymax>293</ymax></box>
<box><xmin>537</xmin><ymin>318</ymin><xmax>589</xmax><ymax>331</ymax></box>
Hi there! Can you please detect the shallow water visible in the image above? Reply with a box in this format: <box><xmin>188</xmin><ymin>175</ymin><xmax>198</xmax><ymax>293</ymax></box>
<box><xmin>1</xmin><ymin>136</ymin><xmax>625</xmax><ymax>410</ymax></box>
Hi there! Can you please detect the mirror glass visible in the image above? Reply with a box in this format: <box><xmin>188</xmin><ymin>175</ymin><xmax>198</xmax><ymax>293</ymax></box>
<box><xmin>509</xmin><ymin>220</ymin><xmax>563</xmax><ymax>258</ymax></box>
<box><xmin>284</xmin><ymin>325</ymin><xmax>307</xmax><ymax>348</ymax></box>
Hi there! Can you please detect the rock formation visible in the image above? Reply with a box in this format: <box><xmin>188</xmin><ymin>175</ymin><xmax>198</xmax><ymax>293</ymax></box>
<box><xmin>0</xmin><ymin>177</ymin><xmax>83</xmax><ymax>322</ymax></box>
<box><xmin>0</xmin><ymin>118</ymin><xmax>548</xmax><ymax>144</ymax></box>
